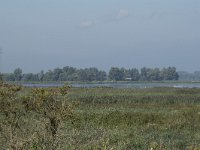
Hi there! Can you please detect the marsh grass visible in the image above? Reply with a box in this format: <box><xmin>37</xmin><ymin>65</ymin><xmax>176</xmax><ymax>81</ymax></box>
<box><xmin>66</xmin><ymin>87</ymin><xmax>200</xmax><ymax>149</ymax></box>
<box><xmin>1</xmin><ymin>85</ymin><xmax>200</xmax><ymax>149</ymax></box>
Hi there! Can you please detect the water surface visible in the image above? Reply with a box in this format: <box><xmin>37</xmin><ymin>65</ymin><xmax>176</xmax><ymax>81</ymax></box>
<box><xmin>21</xmin><ymin>82</ymin><xmax>200</xmax><ymax>89</ymax></box>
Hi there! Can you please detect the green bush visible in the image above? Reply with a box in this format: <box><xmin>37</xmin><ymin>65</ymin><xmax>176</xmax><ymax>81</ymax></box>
<box><xmin>0</xmin><ymin>83</ymin><xmax>78</xmax><ymax>150</ymax></box>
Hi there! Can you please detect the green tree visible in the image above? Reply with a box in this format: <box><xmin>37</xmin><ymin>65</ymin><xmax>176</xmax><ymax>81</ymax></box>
<box><xmin>108</xmin><ymin>67</ymin><xmax>123</xmax><ymax>81</ymax></box>
<box><xmin>130</xmin><ymin>68</ymin><xmax>140</xmax><ymax>81</ymax></box>
<box><xmin>97</xmin><ymin>71</ymin><xmax>107</xmax><ymax>81</ymax></box>
<box><xmin>147</xmin><ymin>68</ymin><xmax>162</xmax><ymax>81</ymax></box>
<box><xmin>38</xmin><ymin>70</ymin><xmax>44</xmax><ymax>81</ymax></box>
<box><xmin>77</xmin><ymin>69</ymin><xmax>88</xmax><ymax>81</ymax></box>
<box><xmin>140</xmin><ymin>67</ymin><xmax>151</xmax><ymax>81</ymax></box>
<box><xmin>52</xmin><ymin>68</ymin><xmax>63</xmax><ymax>81</ymax></box>
<box><xmin>87</xmin><ymin>67</ymin><xmax>98</xmax><ymax>81</ymax></box>
<box><xmin>62</xmin><ymin>66</ymin><xmax>77</xmax><ymax>81</ymax></box>
<box><xmin>43</xmin><ymin>70</ymin><xmax>54</xmax><ymax>81</ymax></box>
<box><xmin>13</xmin><ymin>68</ymin><xmax>23</xmax><ymax>81</ymax></box>
<box><xmin>58</xmin><ymin>72</ymin><xmax>68</xmax><ymax>81</ymax></box>
<box><xmin>160</xmin><ymin>67</ymin><xmax>179</xmax><ymax>80</ymax></box>
<box><xmin>21</xmin><ymin>73</ymin><xmax>34</xmax><ymax>81</ymax></box>
<box><xmin>2</xmin><ymin>73</ymin><xmax>15</xmax><ymax>81</ymax></box>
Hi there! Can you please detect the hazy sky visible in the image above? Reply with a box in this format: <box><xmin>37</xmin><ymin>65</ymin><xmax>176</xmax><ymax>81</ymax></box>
<box><xmin>0</xmin><ymin>0</ymin><xmax>200</xmax><ymax>73</ymax></box>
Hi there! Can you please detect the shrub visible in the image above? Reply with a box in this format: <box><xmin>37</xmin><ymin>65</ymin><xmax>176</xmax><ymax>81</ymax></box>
<box><xmin>0</xmin><ymin>83</ymin><xmax>78</xmax><ymax>150</ymax></box>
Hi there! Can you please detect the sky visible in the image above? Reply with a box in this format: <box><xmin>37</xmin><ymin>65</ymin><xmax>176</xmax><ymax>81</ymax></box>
<box><xmin>0</xmin><ymin>0</ymin><xmax>200</xmax><ymax>73</ymax></box>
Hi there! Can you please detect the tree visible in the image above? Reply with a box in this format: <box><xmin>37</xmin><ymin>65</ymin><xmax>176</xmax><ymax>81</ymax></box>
<box><xmin>52</xmin><ymin>68</ymin><xmax>63</xmax><ymax>81</ymax></box>
<box><xmin>22</xmin><ymin>73</ymin><xmax>34</xmax><ymax>81</ymax></box>
<box><xmin>77</xmin><ymin>69</ymin><xmax>88</xmax><ymax>81</ymax></box>
<box><xmin>97</xmin><ymin>71</ymin><xmax>107</xmax><ymax>81</ymax></box>
<box><xmin>2</xmin><ymin>73</ymin><xmax>15</xmax><ymax>81</ymax></box>
<box><xmin>3</xmin><ymin>66</ymin><xmax>179</xmax><ymax>82</ymax></box>
<box><xmin>160</xmin><ymin>67</ymin><xmax>179</xmax><ymax>80</ymax></box>
<box><xmin>63</xmin><ymin>66</ymin><xmax>76</xmax><ymax>75</ymax></box>
<box><xmin>140</xmin><ymin>67</ymin><xmax>151</xmax><ymax>81</ymax></box>
<box><xmin>130</xmin><ymin>68</ymin><xmax>140</xmax><ymax>81</ymax></box>
<box><xmin>62</xmin><ymin>66</ymin><xmax>77</xmax><ymax>81</ymax></box>
<box><xmin>87</xmin><ymin>67</ymin><xmax>98</xmax><ymax>81</ymax></box>
<box><xmin>147</xmin><ymin>68</ymin><xmax>162</xmax><ymax>81</ymax></box>
<box><xmin>38</xmin><ymin>70</ymin><xmax>44</xmax><ymax>81</ymax></box>
<box><xmin>108</xmin><ymin>67</ymin><xmax>123</xmax><ymax>81</ymax></box>
<box><xmin>43</xmin><ymin>70</ymin><xmax>54</xmax><ymax>81</ymax></box>
<box><xmin>13</xmin><ymin>68</ymin><xmax>23</xmax><ymax>81</ymax></box>
<box><xmin>58</xmin><ymin>72</ymin><xmax>68</xmax><ymax>81</ymax></box>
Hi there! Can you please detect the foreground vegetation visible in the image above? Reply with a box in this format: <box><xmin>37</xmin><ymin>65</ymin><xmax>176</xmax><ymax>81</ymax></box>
<box><xmin>1</xmin><ymin>82</ymin><xmax>200</xmax><ymax>149</ymax></box>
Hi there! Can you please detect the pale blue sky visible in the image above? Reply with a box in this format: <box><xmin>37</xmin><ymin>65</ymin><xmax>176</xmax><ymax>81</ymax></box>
<box><xmin>0</xmin><ymin>0</ymin><xmax>200</xmax><ymax>73</ymax></box>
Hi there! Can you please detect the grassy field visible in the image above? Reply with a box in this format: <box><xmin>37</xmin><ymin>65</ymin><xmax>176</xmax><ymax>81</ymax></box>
<box><xmin>67</xmin><ymin>87</ymin><xmax>200</xmax><ymax>150</ymax></box>
<box><xmin>1</xmin><ymin>84</ymin><xmax>200</xmax><ymax>149</ymax></box>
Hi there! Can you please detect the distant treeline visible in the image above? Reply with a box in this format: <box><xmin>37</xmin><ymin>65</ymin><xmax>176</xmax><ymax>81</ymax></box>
<box><xmin>178</xmin><ymin>71</ymin><xmax>200</xmax><ymax>81</ymax></box>
<box><xmin>2</xmin><ymin>66</ymin><xmax>179</xmax><ymax>82</ymax></box>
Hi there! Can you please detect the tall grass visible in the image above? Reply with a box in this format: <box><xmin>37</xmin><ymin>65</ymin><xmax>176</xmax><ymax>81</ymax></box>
<box><xmin>67</xmin><ymin>87</ymin><xmax>200</xmax><ymax>149</ymax></box>
<box><xmin>1</xmin><ymin>85</ymin><xmax>200</xmax><ymax>149</ymax></box>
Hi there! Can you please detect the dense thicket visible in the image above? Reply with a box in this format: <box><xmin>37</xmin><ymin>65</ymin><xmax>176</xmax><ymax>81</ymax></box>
<box><xmin>2</xmin><ymin>66</ymin><xmax>179</xmax><ymax>82</ymax></box>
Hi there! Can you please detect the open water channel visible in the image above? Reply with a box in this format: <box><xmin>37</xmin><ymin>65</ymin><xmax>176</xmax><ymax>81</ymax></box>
<box><xmin>21</xmin><ymin>82</ymin><xmax>200</xmax><ymax>89</ymax></box>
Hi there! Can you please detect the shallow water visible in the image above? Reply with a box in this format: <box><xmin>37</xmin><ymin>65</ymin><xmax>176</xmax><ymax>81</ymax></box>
<box><xmin>21</xmin><ymin>82</ymin><xmax>200</xmax><ymax>89</ymax></box>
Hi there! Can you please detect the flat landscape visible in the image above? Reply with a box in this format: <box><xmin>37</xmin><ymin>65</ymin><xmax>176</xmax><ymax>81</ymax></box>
<box><xmin>1</xmin><ymin>83</ymin><xmax>200</xmax><ymax>149</ymax></box>
<box><xmin>1</xmin><ymin>0</ymin><xmax>200</xmax><ymax>149</ymax></box>
<box><xmin>69</xmin><ymin>87</ymin><xmax>200</xmax><ymax>149</ymax></box>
